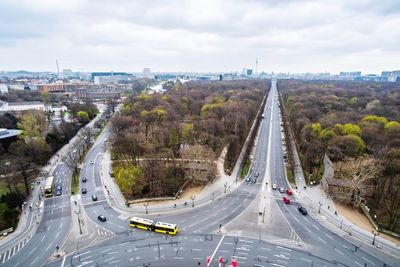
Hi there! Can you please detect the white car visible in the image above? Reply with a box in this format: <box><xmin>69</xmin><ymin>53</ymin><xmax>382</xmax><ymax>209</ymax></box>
<box><xmin>90</xmin><ymin>160</ymin><xmax>94</xmax><ymax>165</ymax></box>
<box><xmin>272</xmin><ymin>184</ymin><xmax>277</xmax><ymax>190</ymax></box>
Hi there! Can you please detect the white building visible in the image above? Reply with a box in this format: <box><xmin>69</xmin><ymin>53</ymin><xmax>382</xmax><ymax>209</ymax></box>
<box><xmin>94</xmin><ymin>75</ymin><xmax>131</xmax><ymax>84</ymax></box>
<box><xmin>0</xmin><ymin>100</ymin><xmax>45</xmax><ymax>112</ymax></box>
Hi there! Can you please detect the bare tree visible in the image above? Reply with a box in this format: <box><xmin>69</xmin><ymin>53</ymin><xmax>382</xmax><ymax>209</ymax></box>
<box><xmin>335</xmin><ymin>156</ymin><xmax>381</xmax><ymax>203</ymax></box>
<box><xmin>181</xmin><ymin>144</ymin><xmax>217</xmax><ymax>183</ymax></box>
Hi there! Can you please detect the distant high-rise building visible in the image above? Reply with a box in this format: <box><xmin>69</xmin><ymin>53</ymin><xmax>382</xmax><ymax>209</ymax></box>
<box><xmin>339</xmin><ymin>71</ymin><xmax>361</xmax><ymax>79</ymax></box>
<box><xmin>246</xmin><ymin>69</ymin><xmax>253</xmax><ymax>76</ymax></box>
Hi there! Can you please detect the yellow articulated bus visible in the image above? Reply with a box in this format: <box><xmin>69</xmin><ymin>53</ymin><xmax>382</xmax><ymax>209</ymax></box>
<box><xmin>129</xmin><ymin>217</ymin><xmax>178</xmax><ymax>235</ymax></box>
<box><xmin>44</xmin><ymin>176</ymin><xmax>55</xmax><ymax>197</ymax></box>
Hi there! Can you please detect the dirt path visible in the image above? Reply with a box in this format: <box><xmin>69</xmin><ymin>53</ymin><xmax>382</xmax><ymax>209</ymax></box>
<box><xmin>336</xmin><ymin>203</ymin><xmax>400</xmax><ymax>245</ymax></box>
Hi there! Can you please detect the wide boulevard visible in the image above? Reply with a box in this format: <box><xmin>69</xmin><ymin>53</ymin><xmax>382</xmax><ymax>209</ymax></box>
<box><xmin>0</xmin><ymin>80</ymin><xmax>397</xmax><ymax>267</ymax></box>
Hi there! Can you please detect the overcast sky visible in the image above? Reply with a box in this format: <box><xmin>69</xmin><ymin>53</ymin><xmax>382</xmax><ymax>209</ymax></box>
<box><xmin>0</xmin><ymin>0</ymin><xmax>399</xmax><ymax>73</ymax></box>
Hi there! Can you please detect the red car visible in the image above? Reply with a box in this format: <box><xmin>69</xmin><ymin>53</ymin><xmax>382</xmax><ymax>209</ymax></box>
<box><xmin>283</xmin><ymin>197</ymin><xmax>290</xmax><ymax>204</ymax></box>
<box><xmin>286</xmin><ymin>189</ymin><xmax>293</xmax><ymax>196</ymax></box>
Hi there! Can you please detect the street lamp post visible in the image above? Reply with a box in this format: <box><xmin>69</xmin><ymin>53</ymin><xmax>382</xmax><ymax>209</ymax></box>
<box><xmin>372</xmin><ymin>230</ymin><xmax>379</xmax><ymax>245</ymax></box>
<box><xmin>75</xmin><ymin>209</ymin><xmax>82</xmax><ymax>234</ymax></box>
<box><xmin>144</xmin><ymin>203</ymin><xmax>149</xmax><ymax>214</ymax></box>
<box><xmin>191</xmin><ymin>196</ymin><xmax>196</xmax><ymax>208</ymax></box>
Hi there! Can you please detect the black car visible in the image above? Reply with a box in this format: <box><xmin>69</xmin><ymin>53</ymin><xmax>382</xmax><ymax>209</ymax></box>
<box><xmin>82</xmin><ymin>177</ymin><xmax>87</xmax><ymax>183</ymax></box>
<box><xmin>298</xmin><ymin>206</ymin><xmax>308</xmax><ymax>215</ymax></box>
<box><xmin>98</xmin><ymin>215</ymin><xmax>106</xmax><ymax>222</ymax></box>
<box><xmin>81</xmin><ymin>188</ymin><xmax>87</xmax><ymax>194</ymax></box>
<box><xmin>92</xmin><ymin>195</ymin><xmax>98</xmax><ymax>201</ymax></box>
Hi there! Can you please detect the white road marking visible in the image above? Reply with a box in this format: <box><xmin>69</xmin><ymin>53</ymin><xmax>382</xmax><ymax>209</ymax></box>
<box><xmin>108</xmin><ymin>260</ymin><xmax>120</xmax><ymax>264</ymax></box>
<box><xmin>362</xmin><ymin>257</ymin><xmax>375</xmax><ymax>265</ymax></box>
<box><xmin>301</xmin><ymin>258</ymin><xmax>312</xmax><ymax>262</ymax></box>
<box><xmin>61</xmin><ymin>255</ymin><xmax>67</xmax><ymax>267</ymax></box>
<box><xmin>209</xmin><ymin>235</ymin><xmax>226</xmax><ymax>264</ymax></box>
<box><xmin>46</xmin><ymin>242</ymin><xmax>53</xmax><ymax>251</ymax></box>
<box><xmin>80</xmin><ymin>260</ymin><xmax>93</xmax><ymax>266</ymax></box>
<box><xmin>41</xmin><ymin>235</ymin><xmax>46</xmax><ymax>242</ymax></box>
<box><xmin>107</xmin><ymin>251</ymin><xmax>118</xmax><ymax>255</ymax></box>
<box><xmin>173</xmin><ymin>257</ymin><xmax>184</xmax><ymax>259</ymax></box>
<box><xmin>312</xmin><ymin>224</ymin><xmax>319</xmax><ymax>230</ymax></box>
<box><xmin>81</xmin><ymin>256</ymin><xmax>92</xmax><ymax>261</ymax></box>
<box><xmin>73</xmin><ymin>251</ymin><xmax>91</xmax><ymax>258</ymax></box>
<box><xmin>28</xmin><ymin>247</ymin><xmax>37</xmax><ymax>255</ymax></box>
<box><xmin>318</xmin><ymin>237</ymin><xmax>327</xmax><ymax>244</ymax></box>
<box><xmin>275</xmin><ymin>246</ymin><xmax>292</xmax><ymax>251</ymax></box>
<box><xmin>334</xmin><ymin>248</ymin><xmax>344</xmax><ymax>255</ymax></box>
<box><xmin>324</xmin><ymin>233</ymin><xmax>334</xmax><ymax>241</ymax></box>
<box><xmin>30</xmin><ymin>256</ymin><xmax>39</xmax><ymax>266</ymax></box>
<box><xmin>101</xmin><ymin>248</ymin><xmax>112</xmax><ymax>253</ymax></box>
<box><xmin>355</xmin><ymin>261</ymin><xmax>363</xmax><ymax>267</ymax></box>
<box><xmin>103</xmin><ymin>257</ymin><xmax>114</xmax><ymax>263</ymax></box>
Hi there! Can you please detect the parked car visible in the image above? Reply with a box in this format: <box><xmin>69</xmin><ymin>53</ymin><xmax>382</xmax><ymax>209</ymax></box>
<box><xmin>98</xmin><ymin>215</ymin><xmax>107</xmax><ymax>222</ymax></box>
<box><xmin>278</xmin><ymin>187</ymin><xmax>285</xmax><ymax>193</ymax></box>
<box><xmin>82</xmin><ymin>177</ymin><xmax>87</xmax><ymax>183</ymax></box>
<box><xmin>56</xmin><ymin>185</ymin><xmax>62</xmax><ymax>191</ymax></box>
<box><xmin>81</xmin><ymin>188</ymin><xmax>87</xmax><ymax>194</ymax></box>
<box><xmin>286</xmin><ymin>189</ymin><xmax>293</xmax><ymax>196</ymax></box>
<box><xmin>272</xmin><ymin>184</ymin><xmax>277</xmax><ymax>190</ymax></box>
<box><xmin>283</xmin><ymin>197</ymin><xmax>290</xmax><ymax>204</ymax></box>
<box><xmin>298</xmin><ymin>206</ymin><xmax>307</xmax><ymax>215</ymax></box>
<box><xmin>92</xmin><ymin>195</ymin><xmax>98</xmax><ymax>201</ymax></box>
<box><xmin>90</xmin><ymin>160</ymin><xmax>94</xmax><ymax>165</ymax></box>
<box><xmin>245</xmin><ymin>177</ymin><xmax>251</xmax><ymax>183</ymax></box>
<box><xmin>55</xmin><ymin>190</ymin><xmax>62</xmax><ymax>196</ymax></box>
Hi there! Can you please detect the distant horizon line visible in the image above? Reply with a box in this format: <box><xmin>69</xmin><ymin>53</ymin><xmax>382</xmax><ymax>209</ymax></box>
<box><xmin>1</xmin><ymin>69</ymin><xmax>399</xmax><ymax>75</ymax></box>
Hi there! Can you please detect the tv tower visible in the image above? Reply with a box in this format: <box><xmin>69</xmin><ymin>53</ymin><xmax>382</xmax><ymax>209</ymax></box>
<box><xmin>56</xmin><ymin>59</ymin><xmax>60</xmax><ymax>77</ymax></box>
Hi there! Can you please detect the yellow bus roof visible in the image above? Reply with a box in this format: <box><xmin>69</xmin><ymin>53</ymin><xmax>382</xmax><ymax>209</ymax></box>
<box><xmin>155</xmin><ymin>221</ymin><xmax>177</xmax><ymax>229</ymax></box>
<box><xmin>130</xmin><ymin>217</ymin><xmax>154</xmax><ymax>225</ymax></box>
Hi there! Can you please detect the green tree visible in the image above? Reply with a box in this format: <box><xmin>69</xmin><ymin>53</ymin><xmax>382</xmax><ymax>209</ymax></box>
<box><xmin>362</xmin><ymin>115</ymin><xmax>388</xmax><ymax>125</ymax></box>
<box><xmin>342</xmin><ymin>123</ymin><xmax>361</xmax><ymax>136</ymax></box>
<box><xmin>17</xmin><ymin>114</ymin><xmax>41</xmax><ymax>140</ymax></box>
<box><xmin>77</xmin><ymin>111</ymin><xmax>90</xmax><ymax>124</ymax></box>
<box><xmin>116</xmin><ymin>166</ymin><xmax>146</xmax><ymax>198</ymax></box>
<box><xmin>385</xmin><ymin>121</ymin><xmax>400</xmax><ymax>130</ymax></box>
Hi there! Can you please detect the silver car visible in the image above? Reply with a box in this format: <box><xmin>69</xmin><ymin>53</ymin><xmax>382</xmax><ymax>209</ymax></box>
<box><xmin>278</xmin><ymin>187</ymin><xmax>285</xmax><ymax>193</ymax></box>
<box><xmin>272</xmin><ymin>184</ymin><xmax>277</xmax><ymax>190</ymax></box>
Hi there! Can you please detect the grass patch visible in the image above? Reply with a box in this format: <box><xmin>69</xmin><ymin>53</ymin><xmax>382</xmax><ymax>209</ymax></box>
<box><xmin>71</xmin><ymin>171</ymin><xmax>80</xmax><ymax>195</ymax></box>
<box><xmin>286</xmin><ymin>166</ymin><xmax>296</xmax><ymax>186</ymax></box>
<box><xmin>241</xmin><ymin>162</ymin><xmax>251</xmax><ymax>179</ymax></box>
<box><xmin>0</xmin><ymin>181</ymin><xmax>26</xmax><ymax>198</ymax></box>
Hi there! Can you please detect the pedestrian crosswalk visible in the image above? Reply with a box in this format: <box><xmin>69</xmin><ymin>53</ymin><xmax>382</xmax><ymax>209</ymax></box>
<box><xmin>0</xmin><ymin>234</ymin><xmax>32</xmax><ymax>265</ymax></box>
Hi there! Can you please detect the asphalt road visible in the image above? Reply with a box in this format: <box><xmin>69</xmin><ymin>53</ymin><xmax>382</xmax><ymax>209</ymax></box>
<box><xmin>1</xmin><ymin>81</ymin><xmax>396</xmax><ymax>267</ymax></box>
<box><xmin>0</xmin><ymin>164</ymin><xmax>72</xmax><ymax>267</ymax></box>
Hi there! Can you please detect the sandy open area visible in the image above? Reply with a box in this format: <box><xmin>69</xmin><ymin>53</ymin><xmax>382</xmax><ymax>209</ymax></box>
<box><xmin>336</xmin><ymin>203</ymin><xmax>400</xmax><ymax>245</ymax></box>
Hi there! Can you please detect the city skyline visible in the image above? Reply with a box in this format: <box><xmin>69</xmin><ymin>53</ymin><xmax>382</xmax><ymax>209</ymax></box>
<box><xmin>0</xmin><ymin>0</ymin><xmax>399</xmax><ymax>73</ymax></box>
